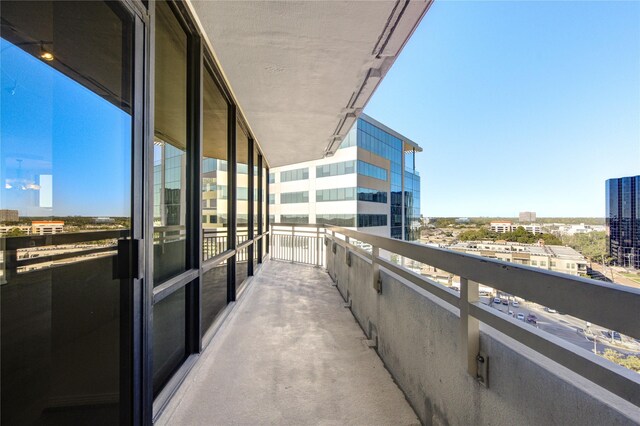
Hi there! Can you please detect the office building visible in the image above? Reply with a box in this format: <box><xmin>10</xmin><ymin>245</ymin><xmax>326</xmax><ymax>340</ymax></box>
<box><xmin>0</xmin><ymin>2</ymin><xmax>636</xmax><ymax>425</ymax></box>
<box><xmin>0</xmin><ymin>209</ymin><xmax>19</xmax><ymax>222</ymax></box>
<box><xmin>519</xmin><ymin>211</ymin><xmax>536</xmax><ymax>222</ymax></box>
<box><xmin>449</xmin><ymin>241</ymin><xmax>588</xmax><ymax>276</ymax></box>
<box><xmin>270</xmin><ymin>114</ymin><xmax>422</xmax><ymax>240</ymax></box>
<box><xmin>606</xmin><ymin>175</ymin><xmax>640</xmax><ymax>269</ymax></box>
<box><xmin>490</xmin><ymin>221</ymin><xmax>541</xmax><ymax>234</ymax></box>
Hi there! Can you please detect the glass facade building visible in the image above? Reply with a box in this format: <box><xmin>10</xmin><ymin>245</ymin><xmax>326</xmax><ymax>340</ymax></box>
<box><xmin>354</xmin><ymin>115</ymin><xmax>421</xmax><ymax>240</ymax></box>
<box><xmin>606</xmin><ymin>175</ymin><xmax>640</xmax><ymax>269</ymax></box>
<box><xmin>271</xmin><ymin>113</ymin><xmax>421</xmax><ymax>241</ymax></box>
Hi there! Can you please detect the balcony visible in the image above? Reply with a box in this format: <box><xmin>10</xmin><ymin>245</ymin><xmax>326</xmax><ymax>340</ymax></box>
<box><xmin>159</xmin><ymin>224</ymin><xmax>639</xmax><ymax>424</ymax></box>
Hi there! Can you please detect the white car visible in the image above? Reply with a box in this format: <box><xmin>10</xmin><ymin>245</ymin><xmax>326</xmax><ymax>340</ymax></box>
<box><xmin>516</xmin><ymin>313</ymin><xmax>525</xmax><ymax>321</ymax></box>
<box><xmin>493</xmin><ymin>298</ymin><xmax>501</xmax><ymax>305</ymax></box>
<box><xmin>512</xmin><ymin>301</ymin><xmax>519</xmax><ymax>307</ymax></box>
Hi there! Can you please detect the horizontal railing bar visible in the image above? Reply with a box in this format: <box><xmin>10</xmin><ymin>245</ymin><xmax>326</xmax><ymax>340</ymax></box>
<box><xmin>17</xmin><ymin>246</ymin><xmax>116</xmax><ymax>267</ymax></box>
<box><xmin>236</xmin><ymin>240</ymin><xmax>253</xmax><ymax>251</ymax></box>
<box><xmin>202</xmin><ymin>249</ymin><xmax>235</xmax><ymax>273</ymax></box>
<box><xmin>469</xmin><ymin>302</ymin><xmax>640</xmax><ymax>407</ymax></box>
<box><xmin>325</xmin><ymin>225</ymin><xmax>640</xmax><ymax>340</ymax></box>
<box><xmin>4</xmin><ymin>229</ymin><xmax>131</xmax><ymax>250</ymax></box>
<box><xmin>153</xmin><ymin>269</ymin><xmax>199</xmax><ymax>304</ymax></box>
<box><xmin>271</xmin><ymin>222</ymin><xmax>325</xmax><ymax>228</ymax></box>
<box><xmin>376</xmin><ymin>256</ymin><xmax>460</xmax><ymax>307</ymax></box>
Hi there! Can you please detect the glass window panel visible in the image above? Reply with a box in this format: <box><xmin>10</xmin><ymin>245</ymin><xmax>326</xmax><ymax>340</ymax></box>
<box><xmin>201</xmin><ymin>263</ymin><xmax>228</xmax><ymax>337</ymax></box>
<box><xmin>0</xmin><ymin>1</ymin><xmax>132</xmax><ymax>423</ymax></box>
<box><xmin>152</xmin><ymin>286</ymin><xmax>186</xmax><ymax>396</ymax></box>
<box><xmin>236</xmin><ymin>247</ymin><xmax>249</xmax><ymax>286</ymax></box>
<box><xmin>236</xmin><ymin>122</ymin><xmax>249</xmax><ymax>242</ymax></box>
<box><xmin>202</xmin><ymin>67</ymin><xmax>228</xmax><ymax>262</ymax></box>
<box><xmin>262</xmin><ymin>167</ymin><xmax>267</xmax><ymax>234</ymax></box>
<box><xmin>153</xmin><ymin>0</ymin><xmax>188</xmax><ymax>284</ymax></box>
<box><xmin>253</xmin><ymin>147</ymin><xmax>259</xmax><ymax>237</ymax></box>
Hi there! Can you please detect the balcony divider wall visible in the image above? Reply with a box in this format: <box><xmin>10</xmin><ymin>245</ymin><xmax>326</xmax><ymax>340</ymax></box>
<box><xmin>0</xmin><ymin>1</ymin><xmax>270</xmax><ymax>425</ymax></box>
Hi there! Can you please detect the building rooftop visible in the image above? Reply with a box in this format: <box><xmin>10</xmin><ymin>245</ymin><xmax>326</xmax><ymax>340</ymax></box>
<box><xmin>451</xmin><ymin>241</ymin><xmax>587</xmax><ymax>261</ymax></box>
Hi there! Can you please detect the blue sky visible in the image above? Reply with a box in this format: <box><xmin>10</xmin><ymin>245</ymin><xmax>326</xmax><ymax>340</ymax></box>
<box><xmin>1</xmin><ymin>38</ymin><xmax>131</xmax><ymax>217</ymax></box>
<box><xmin>365</xmin><ymin>0</ymin><xmax>640</xmax><ymax>217</ymax></box>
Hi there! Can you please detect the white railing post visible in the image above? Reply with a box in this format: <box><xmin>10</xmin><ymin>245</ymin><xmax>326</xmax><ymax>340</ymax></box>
<box><xmin>315</xmin><ymin>226</ymin><xmax>320</xmax><ymax>266</ymax></box>
<box><xmin>460</xmin><ymin>277</ymin><xmax>481</xmax><ymax>381</ymax></box>
<box><xmin>291</xmin><ymin>225</ymin><xmax>295</xmax><ymax>263</ymax></box>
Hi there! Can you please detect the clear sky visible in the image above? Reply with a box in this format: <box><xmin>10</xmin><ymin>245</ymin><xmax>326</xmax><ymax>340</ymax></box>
<box><xmin>364</xmin><ymin>0</ymin><xmax>640</xmax><ymax>218</ymax></box>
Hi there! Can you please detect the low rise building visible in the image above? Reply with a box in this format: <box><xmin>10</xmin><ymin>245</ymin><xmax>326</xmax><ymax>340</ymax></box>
<box><xmin>553</xmin><ymin>223</ymin><xmax>606</xmax><ymax>236</ymax></box>
<box><xmin>449</xmin><ymin>240</ymin><xmax>588</xmax><ymax>276</ymax></box>
<box><xmin>490</xmin><ymin>221</ymin><xmax>541</xmax><ymax>234</ymax></box>
<box><xmin>0</xmin><ymin>225</ymin><xmax>32</xmax><ymax>237</ymax></box>
<box><xmin>490</xmin><ymin>221</ymin><xmax>513</xmax><ymax>233</ymax></box>
<box><xmin>31</xmin><ymin>221</ymin><xmax>64</xmax><ymax>235</ymax></box>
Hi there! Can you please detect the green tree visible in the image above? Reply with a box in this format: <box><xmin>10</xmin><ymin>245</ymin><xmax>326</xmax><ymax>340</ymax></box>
<box><xmin>602</xmin><ymin>349</ymin><xmax>640</xmax><ymax>373</ymax></box>
<box><xmin>562</xmin><ymin>231</ymin><xmax>607</xmax><ymax>261</ymax></box>
<box><xmin>5</xmin><ymin>227</ymin><xmax>26</xmax><ymax>237</ymax></box>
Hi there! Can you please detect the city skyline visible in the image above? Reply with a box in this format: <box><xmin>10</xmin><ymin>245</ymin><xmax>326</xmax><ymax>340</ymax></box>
<box><xmin>364</xmin><ymin>0</ymin><xmax>640</xmax><ymax>217</ymax></box>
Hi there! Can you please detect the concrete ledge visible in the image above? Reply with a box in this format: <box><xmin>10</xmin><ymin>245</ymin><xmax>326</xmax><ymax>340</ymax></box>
<box><xmin>328</xmin><ymin>244</ymin><xmax>640</xmax><ymax>425</ymax></box>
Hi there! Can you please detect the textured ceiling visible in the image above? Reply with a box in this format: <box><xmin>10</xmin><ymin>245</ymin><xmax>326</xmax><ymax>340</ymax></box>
<box><xmin>190</xmin><ymin>1</ymin><xmax>430</xmax><ymax>167</ymax></box>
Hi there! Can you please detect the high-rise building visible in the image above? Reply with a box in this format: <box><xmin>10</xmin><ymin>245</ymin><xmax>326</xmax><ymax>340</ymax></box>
<box><xmin>519</xmin><ymin>211</ymin><xmax>536</xmax><ymax>223</ymax></box>
<box><xmin>606</xmin><ymin>175</ymin><xmax>640</xmax><ymax>269</ymax></box>
<box><xmin>270</xmin><ymin>114</ymin><xmax>422</xmax><ymax>240</ymax></box>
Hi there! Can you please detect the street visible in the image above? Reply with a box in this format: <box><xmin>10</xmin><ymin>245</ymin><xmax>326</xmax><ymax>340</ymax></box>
<box><xmin>481</xmin><ymin>296</ymin><xmax>640</xmax><ymax>356</ymax></box>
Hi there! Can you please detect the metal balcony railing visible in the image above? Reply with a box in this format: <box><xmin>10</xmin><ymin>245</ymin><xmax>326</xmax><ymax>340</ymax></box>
<box><xmin>269</xmin><ymin>223</ymin><xmax>640</xmax><ymax>410</ymax></box>
<box><xmin>270</xmin><ymin>223</ymin><xmax>326</xmax><ymax>267</ymax></box>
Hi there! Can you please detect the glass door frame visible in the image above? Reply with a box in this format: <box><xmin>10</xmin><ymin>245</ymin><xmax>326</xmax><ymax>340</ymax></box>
<box><xmin>119</xmin><ymin>1</ymin><xmax>149</xmax><ymax>425</ymax></box>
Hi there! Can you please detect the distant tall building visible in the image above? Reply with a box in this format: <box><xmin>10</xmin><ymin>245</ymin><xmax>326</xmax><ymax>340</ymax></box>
<box><xmin>270</xmin><ymin>113</ymin><xmax>422</xmax><ymax>241</ymax></box>
<box><xmin>519</xmin><ymin>211</ymin><xmax>536</xmax><ymax>223</ymax></box>
<box><xmin>0</xmin><ymin>209</ymin><xmax>19</xmax><ymax>223</ymax></box>
<box><xmin>606</xmin><ymin>175</ymin><xmax>639</xmax><ymax>269</ymax></box>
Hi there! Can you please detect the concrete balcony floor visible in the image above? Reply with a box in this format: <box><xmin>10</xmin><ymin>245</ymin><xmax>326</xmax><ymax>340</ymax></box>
<box><xmin>159</xmin><ymin>260</ymin><xmax>419</xmax><ymax>425</ymax></box>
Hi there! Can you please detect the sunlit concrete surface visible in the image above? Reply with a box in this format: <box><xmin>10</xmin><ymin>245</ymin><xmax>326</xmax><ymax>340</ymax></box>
<box><xmin>158</xmin><ymin>261</ymin><xmax>419</xmax><ymax>425</ymax></box>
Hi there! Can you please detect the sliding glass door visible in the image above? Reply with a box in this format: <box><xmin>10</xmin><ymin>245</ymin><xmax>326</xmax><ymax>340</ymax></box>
<box><xmin>0</xmin><ymin>1</ymin><xmax>140</xmax><ymax>424</ymax></box>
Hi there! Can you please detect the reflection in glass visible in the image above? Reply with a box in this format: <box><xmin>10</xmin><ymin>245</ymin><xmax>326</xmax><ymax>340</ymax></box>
<box><xmin>153</xmin><ymin>0</ymin><xmax>188</xmax><ymax>283</ymax></box>
<box><xmin>253</xmin><ymin>146</ymin><xmax>259</xmax><ymax>268</ymax></box>
<box><xmin>202</xmin><ymin>264</ymin><xmax>228</xmax><ymax>337</ymax></box>
<box><xmin>0</xmin><ymin>1</ymin><xmax>132</xmax><ymax>424</ymax></box>
<box><xmin>236</xmin><ymin>123</ymin><xmax>249</xmax><ymax>286</ymax></box>
<box><xmin>152</xmin><ymin>286</ymin><xmax>187</xmax><ymax>396</ymax></box>
<box><xmin>202</xmin><ymin>68</ymin><xmax>228</xmax><ymax>261</ymax></box>
<box><xmin>201</xmin><ymin>67</ymin><xmax>228</xmax><ymax>333</ymax></box>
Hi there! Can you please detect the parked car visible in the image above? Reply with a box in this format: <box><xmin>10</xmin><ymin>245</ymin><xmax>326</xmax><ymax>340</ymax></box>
<box><xmin>526</xmin><ymin>314</ymin><xmax>538</xmax><ymax>324</ymax></box>
<box><xmin>612</xmin><ymin>331</ymin><xmax>622</xmax><ymax>341</ymax></box>
<box><xmin>493</xmin><ymin>298</ymin><xmax>501</xmax><ymax>305</ymax></box>
<box><xmin>545</xmin><ymin>307</ymin><xmax>557</xmax><ymax>313</ymax></box>
<box><xmin>512</xmin><ymin>301</ymin><xmax>519</xmax><ymax>307</ymax></box>
<box><xmin>508</xmin><ymin>310</ymin><xmax>514</xmax><ymax>317</ymax></box>
<box><xmin>502</xmin><ymin>299</ymin><xmax>509</xmax><ymax>305</ymax></box>
<box><xmin>516</xmin><ymin>313</ymin><xmax>525</xmax><ymax>321</ymax></box>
